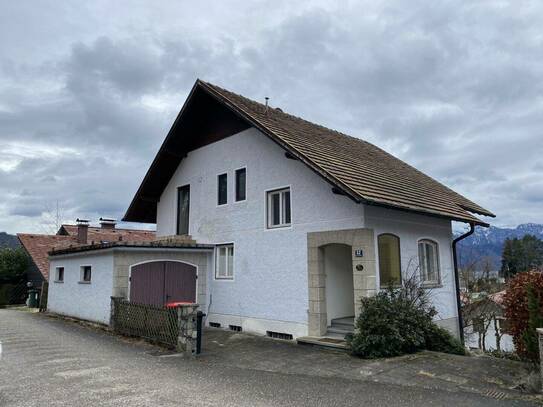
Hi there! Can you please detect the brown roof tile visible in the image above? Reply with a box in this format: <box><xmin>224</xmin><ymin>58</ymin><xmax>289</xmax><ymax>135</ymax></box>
<box><xmin>198</xmin><ymin>81</ymin><xmax>494</xmax><ymax>224</ymax></box>
<box><xmin>18</xmin><ymin>225</ymin><xmax>155</xmax><ymax>279</ymax></box>
<box><xmin>124</xmin><ymin>80</ymin><xmax>494</xmax><ymax>225</ymax></box>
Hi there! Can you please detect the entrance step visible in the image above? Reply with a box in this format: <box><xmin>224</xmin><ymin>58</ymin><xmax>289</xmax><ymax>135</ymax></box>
<box><xmin>330</xmin><ymin>316</ymin><xmax>355</xmax><ymax>332</ymax></box>
<box><xmin>326</xmin><ymin>327</ymin><xmax>352</xmax><ymax>337</ymax></box>
<box><xmin>297</xmin><ymin>336</ymin><xmax>348</xmax><ymax>350</ymax></box>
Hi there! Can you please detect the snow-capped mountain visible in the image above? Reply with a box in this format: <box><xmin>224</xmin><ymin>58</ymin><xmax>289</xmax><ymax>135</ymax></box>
<box><xmin>456</xmin><ymin>223</ymin><xmax>543</xmax><ymax>271</ymax></box>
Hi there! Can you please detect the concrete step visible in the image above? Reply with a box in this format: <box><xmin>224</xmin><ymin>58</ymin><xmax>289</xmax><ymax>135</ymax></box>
<box><xmin>330</xmin><ymin>322</ymin><xmax>354</xmax><ymax>331</ymax></box>
<box><xmin>296</xmin><ymin>336</ymin><xmax>347</xmax><ymax>350</ymax></box>
<box><xmin>326</xmin><ymin>327</ymin><xmax>352</xmax><ymax>337</ymax></box>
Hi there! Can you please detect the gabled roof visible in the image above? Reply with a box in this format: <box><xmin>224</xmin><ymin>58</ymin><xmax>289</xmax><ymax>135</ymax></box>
<box><xmin>124</xmin><ymin>79</ymin><xmax>494</xmax><ymax>225</ymax></box>
<box><xmin>18</xmin><ymin>225</ymin><xmax>155</xmax><ymax>279</ymax></box>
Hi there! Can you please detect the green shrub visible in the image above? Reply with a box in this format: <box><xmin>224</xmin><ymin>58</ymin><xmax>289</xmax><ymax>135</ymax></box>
<box><xmin>347</xmin><ymin>288</ymin><xmax>465</xmax><ymax>358</ymax></box>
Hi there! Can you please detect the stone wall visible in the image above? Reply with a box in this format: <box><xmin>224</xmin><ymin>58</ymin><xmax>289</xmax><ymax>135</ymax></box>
<box><xmin>177</xmin><ymin>303</ymin><xmax>199</xmax><ymax>355</ymax></box>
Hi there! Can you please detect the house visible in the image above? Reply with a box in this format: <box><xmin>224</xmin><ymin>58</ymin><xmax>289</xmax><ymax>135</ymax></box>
<box><xmin>18</xmin><ymin>219</ymin><xmax>155</xmax><ymax>288</ymax></box>
<box><xmin>47</xmin><ymin>80</ymin><xmax>494</xmax><ymax>339</ymax></box>
<box><xmin>463</xmin><ymin>290</ymin><xmax>514</xmax><ymax>352</ymax></box>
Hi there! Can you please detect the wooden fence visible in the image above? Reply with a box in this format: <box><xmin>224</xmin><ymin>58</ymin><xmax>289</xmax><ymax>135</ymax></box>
<box><xmin>110</xmin><ymin>297</ymin><xmax>179</xmax><ymax>348</ymax></box>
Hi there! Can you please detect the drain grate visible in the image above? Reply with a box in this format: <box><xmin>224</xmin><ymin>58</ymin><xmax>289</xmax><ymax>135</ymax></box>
<box><xmin>485</xmin><ymin>389</ymin><xmax>507</xmax><ymax>400</ymax></box>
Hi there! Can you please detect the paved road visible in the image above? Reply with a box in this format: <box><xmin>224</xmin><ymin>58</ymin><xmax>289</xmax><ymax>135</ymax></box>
<box><xmin>0</xmin><ymin>310</ymin><xmax>536</xmax><ymax>406</ymax></box>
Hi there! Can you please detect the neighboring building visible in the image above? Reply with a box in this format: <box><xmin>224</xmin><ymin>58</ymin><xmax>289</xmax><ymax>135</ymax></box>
<box><xmin>463</xmin><ymin>290</ymin><xmax>514</xmax><ymax>352</ymax></box>
<box><xmin>18</xmin><ymin>219</ymin><xmax>155</xmax><ymax>288</ymax></box>
<box><xmin>47</xmin><ymin>80</ymin><xmax>494</xmax><ymax>339</ymax></box>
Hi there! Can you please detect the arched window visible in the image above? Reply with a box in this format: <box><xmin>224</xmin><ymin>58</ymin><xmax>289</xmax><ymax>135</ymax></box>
<box><xmin>418</xmin><ymin>239</ymin><xmax>440</xmax><ymax>285</ymax></box>
<box><xmin>378</xmin><ymin>234</ymin><xmax>401</xmax><ymax>288</ymax></box>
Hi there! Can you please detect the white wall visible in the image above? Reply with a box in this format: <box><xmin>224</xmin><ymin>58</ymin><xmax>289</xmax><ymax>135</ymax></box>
<box><xmin>156</xmin><ymin>127</ymin><xmax>459</xmax><ymax>337</ymax></box>
<box><xmin>157</xmin><ymin>128</ymin><xmax>365</xmax><ymax>333</ymax></box>
<box><xmin>324</xmin><ymin>244</ymin><xmax>354</xmax><ymax>325</ymax></box>
<box><xmin>48</xmin><ymin>252</ymin><xmax>114</xmax><ymax>324</ymax></box>
<box><xmin>365</xmin><ymin>205</ymin><xmax>458</xmax><ymax>322</ymax></box>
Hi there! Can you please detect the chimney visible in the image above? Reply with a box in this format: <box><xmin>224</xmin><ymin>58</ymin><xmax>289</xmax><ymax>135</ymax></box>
<box><xmin>99</xmin><ymin>217</ymin><xmax>116</xmax><ymax>230</ymax></box>
<box><xmin>76</xmin><ymin>218</ymin><xmax>89</xmax><ymax>244</ymax></box>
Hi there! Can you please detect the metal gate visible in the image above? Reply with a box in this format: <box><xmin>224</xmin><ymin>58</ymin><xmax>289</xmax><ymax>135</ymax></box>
<box><xmin>129</xmin><ymin>261</ymin><xmax>197</xmax><ymax>306</ymax></box>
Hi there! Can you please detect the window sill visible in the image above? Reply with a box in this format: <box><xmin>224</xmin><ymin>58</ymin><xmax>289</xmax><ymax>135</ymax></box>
<box><xmin>78</xmin><ymin>281</ymin><xmax>92</xmax><ymax>284</ymax></box>
<box><xmin>267</xmin><ymin>224</ymin><xmax>292</xmax><ymax>230</ymax></box>
<box><xmin>215</xmin><ymin>277</ymin><xmax>234</xmax><ymax>281</ymax></box>
<box><xmin>54</xmin><ymin>280</ymin><xmax>64</xmax><ymax>284</ymax></box>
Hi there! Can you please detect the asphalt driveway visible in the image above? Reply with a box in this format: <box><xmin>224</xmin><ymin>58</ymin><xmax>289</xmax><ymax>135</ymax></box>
<box><xmin>0</xmin><ymin>309</ymin><xmax>539</xmax><ymax>406</ymax></box>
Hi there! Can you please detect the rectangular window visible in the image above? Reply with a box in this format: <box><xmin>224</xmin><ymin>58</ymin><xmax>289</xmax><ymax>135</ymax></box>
<box><xmin>215</xmin><ymin>244</ymin><xmax>234</xmax><ymax>279</ymax></box>
<box><xmin>267</xmin><ymin>187</ymin><xmax>291</xmax><ymax>228</ymax></box>
<box><xmin>418</xmin><ymin>240</ymin><xmax>440</xmax><ymax>285</ymax></box>
<box><xmin>177</xmin><ymin>185</ymin><xmax>190</xmax><ymax>235</ymax></box>
<box><xmin>55</xmin><ymin>267</ymin><xmax>64</xmax><ymax>282</ymax></box>
<box><xmin>218</xmin><ymin>173</ymin><xmax>228</xmax><ymax>205</ymax></box>
<box><xmin>235</xmin><ymin>168</ymin><xmax>246</xmax><ymax>202</ymax></box>
<box><xmin>80</xmin><ymin>266</ymin><xmax>92</xmax><ymax>283</ymax></box>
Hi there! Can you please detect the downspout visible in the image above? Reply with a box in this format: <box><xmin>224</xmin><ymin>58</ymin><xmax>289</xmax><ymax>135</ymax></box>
<box><xmin>452</xmin><ymin>222</ymin><xmax>475</xmax><ymax>345</ymax></box>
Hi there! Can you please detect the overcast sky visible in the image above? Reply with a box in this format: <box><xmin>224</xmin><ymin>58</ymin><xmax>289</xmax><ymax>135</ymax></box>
<box><xmin>1</xmin><ymin>1</ymin><xmax>542</xmax><ymax>234</ymax></box>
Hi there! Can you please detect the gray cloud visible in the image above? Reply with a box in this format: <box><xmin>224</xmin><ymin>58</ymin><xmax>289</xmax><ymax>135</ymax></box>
<box><xmin>1</xmin><ymin>0</ymin><xmax>542</xmax><ymax>233</ymax></box>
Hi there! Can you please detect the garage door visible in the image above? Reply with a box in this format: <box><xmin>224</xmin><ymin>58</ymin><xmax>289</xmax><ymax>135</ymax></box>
<box><xmin>129</xmin><ymin>261</ymin><xmax>197</xmax><ymax>306</ymax></box>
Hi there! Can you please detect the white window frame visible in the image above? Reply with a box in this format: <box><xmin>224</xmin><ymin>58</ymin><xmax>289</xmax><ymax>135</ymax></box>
<box><xmin>266</xmin><ymin>187</ymin><xmax>291</xmax><ymax>229</ymax></box>
<box><xmin>79</xmin><ymin>265</ymin><xmax>92</xmax><ymax>284</ymax></box>
<box><xmin>215</xmin><ymin>244</ymin><xmax>234</xmax><ymax>280</ymax></box>
<box><xmin>54</xmin><ymin>266</ymin><xmax>64</xmax><ymax>283</ymax></box>
<box><xmin>418</xmin><ymin>239</ymin><xmax>441</xmax><ymax>286</ymax></box>
<box><xmin>234</xmin><ymin>166</ymin><xmax>247</xmax><ymax>203</ymax></box>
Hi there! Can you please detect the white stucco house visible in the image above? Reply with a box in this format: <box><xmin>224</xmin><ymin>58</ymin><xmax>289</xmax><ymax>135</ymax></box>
<box><xmin>48</xmin><ymin>79</ymin><xmax>494</xmax><ymax>342</ymax></box>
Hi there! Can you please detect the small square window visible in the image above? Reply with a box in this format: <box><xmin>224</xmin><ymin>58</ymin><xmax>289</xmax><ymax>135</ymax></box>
<box><xmin>80</xmin><ymin>266</ymin><xmax>92</xmax><ymax>283</ymax></box>
<box><xmin>215</xmin><ymin>244</ymin><xmax>234</xmax><ymax>279</ymax></box>
<box><xmin>267</xmin><ymin>188</ymin><xmax>291</xmax><ymax>228</ymax></box>
<box><xmin>55</xmin><ymin>267</ymin><xmax>64</xmax><ymax>282</ymax></box>
<box><xmin>235</xmin><ymin>168</ymin><xmax>246</xmax><ymax>202</ymax></box>
<box><xmin>218</xmin><ymin>173</ymin><xmax>228</xmax><ymax>205</ymax></box>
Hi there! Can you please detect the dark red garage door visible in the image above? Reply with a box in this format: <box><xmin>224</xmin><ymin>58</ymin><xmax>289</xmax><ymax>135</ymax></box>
<box><xmin>130</xmin><ymin>261</ymin><xmax>197</xmax><ymax>306</ymax></box>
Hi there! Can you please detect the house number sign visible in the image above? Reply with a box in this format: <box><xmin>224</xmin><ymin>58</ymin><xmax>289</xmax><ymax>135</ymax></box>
<box><xmin>354</xmin><ymin>249</ymin><xmax>364</xmax><ymax>257</ymax></box>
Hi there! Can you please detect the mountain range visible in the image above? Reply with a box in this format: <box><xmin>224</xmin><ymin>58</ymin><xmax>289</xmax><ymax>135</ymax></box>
<box><xmin>456</xmin><ymin>223</ymin><xmax>543</xmax><ymax>272</ymax></box>
<box><xmin>0</xmin><ymin>232</ymin><xmax>20</xmax><ymax>249</ymax></box>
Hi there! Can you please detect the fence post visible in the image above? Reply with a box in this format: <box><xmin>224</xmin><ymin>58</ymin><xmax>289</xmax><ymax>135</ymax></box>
<box><xmin>538</xmin><ymin>328</ymin><xmax>543</xmax><ymax>392</ymax></box>
<box><xmin>110</xmin><ymin>296</ymin><xmax>122</xmax><ymax>330</ymax></box>
<box><xmin>176</xmin><ymin>304</ymin><xmax>199</xmax><ymax>356</ymax></box>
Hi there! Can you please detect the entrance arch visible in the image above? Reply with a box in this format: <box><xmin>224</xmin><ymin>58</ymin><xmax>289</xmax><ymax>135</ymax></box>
<box><xmin>307</xmin><ymin>228</ymin><xmax>376</xmax><ymax>336</ymax></box>
<box><xmin>129</xmin><ymin>260</ymin><xmax>197</xmax><ymax>306</ymax></box>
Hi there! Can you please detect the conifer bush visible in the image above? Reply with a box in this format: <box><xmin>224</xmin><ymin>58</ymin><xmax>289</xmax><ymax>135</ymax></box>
<box><xmin>347</xmin><ymin>285</ymin><xmax>465</xmax><ymax>358</ymax></box>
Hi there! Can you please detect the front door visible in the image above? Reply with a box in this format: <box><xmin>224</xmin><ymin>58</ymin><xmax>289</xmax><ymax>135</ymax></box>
<box><xmin>130</xmin><ymin>261</ymin><xmax>196</xmax><ymax>306</ymax></box>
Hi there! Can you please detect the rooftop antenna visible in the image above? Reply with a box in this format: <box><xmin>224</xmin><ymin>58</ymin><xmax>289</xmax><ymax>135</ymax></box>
<box><xmin>265</xmin><ymin>97</ymin><xmax>269</xmax><ymax>114</ymax></box>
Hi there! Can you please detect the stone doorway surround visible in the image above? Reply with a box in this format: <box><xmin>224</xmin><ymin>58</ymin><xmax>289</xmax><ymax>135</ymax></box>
<box><xmin>307</xmin><ymin>228</ymin><xmax>376</xmax><ymax>337</ymax></box>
